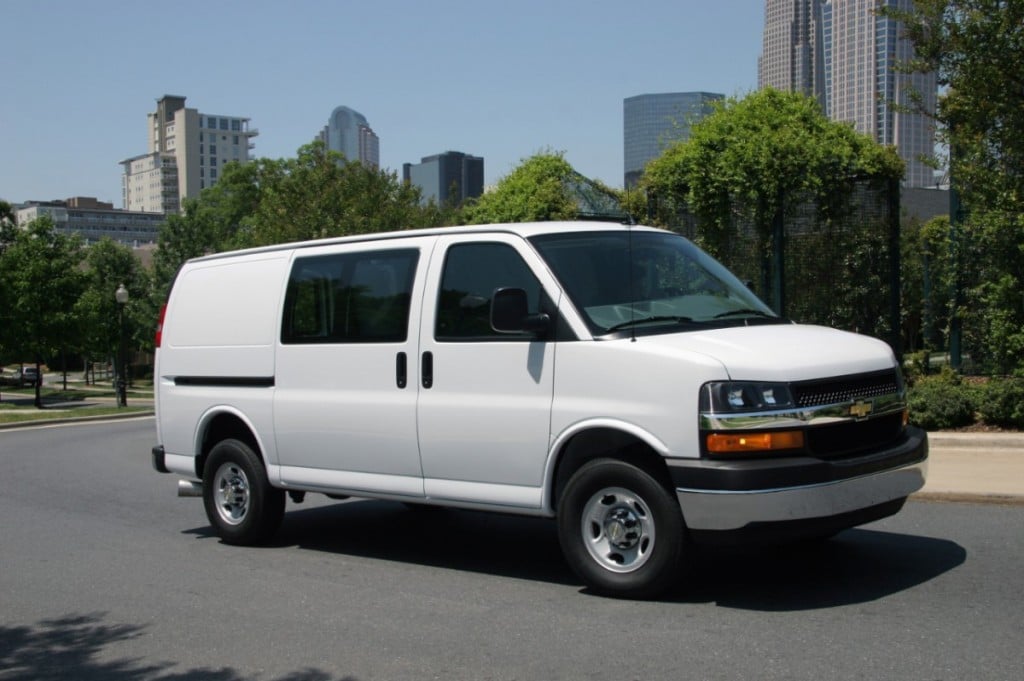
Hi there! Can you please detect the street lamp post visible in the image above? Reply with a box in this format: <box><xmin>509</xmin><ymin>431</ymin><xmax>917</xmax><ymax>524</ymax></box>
<box><xmin>115</xmin><ymin>284</ymin><xmax>129</xmax><ymax>407</ymax></box>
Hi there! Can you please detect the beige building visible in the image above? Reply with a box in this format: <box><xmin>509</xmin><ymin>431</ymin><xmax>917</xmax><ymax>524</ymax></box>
<box><xmin>121</xmin><ymin>95</ymin><xmax>258</xmax><ymax>213</ymax></box>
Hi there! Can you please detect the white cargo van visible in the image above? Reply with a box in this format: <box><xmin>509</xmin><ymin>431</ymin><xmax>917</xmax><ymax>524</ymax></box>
<box><xmin>152</xmin><ymin>222</ymin><xmax>927</xmax><ymax>598</ymax></box>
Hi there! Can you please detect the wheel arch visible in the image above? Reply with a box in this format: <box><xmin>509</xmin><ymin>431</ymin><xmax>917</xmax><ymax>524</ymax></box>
<box><xmin>545</xmin><ymin>421</ymin><xmax>674</xmax><ymax>514</ymax></box>
<box><xmin>193</xmin><ymin>407</ymin><xmax>265</xmax><ymax>480</ymax></box>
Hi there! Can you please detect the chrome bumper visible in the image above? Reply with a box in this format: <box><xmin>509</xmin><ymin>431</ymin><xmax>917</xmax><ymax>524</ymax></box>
<box><xmin>676</xmin><ymin>457</ymin><xmax>927</xmax><ymax>531</ymax></box>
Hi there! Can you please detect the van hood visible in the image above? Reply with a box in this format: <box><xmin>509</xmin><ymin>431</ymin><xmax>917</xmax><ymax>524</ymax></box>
<box><xmin>641</xmin><ymin>323</ymin><xmax>897</xmax><ymax>382</ymax></box>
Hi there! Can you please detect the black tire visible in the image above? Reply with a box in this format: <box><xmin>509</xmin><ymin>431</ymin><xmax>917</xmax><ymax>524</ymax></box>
<box><xmin>557</xmin><ymin>458</ymin><xmax>685</xmax><ymax>598</ymax></box>
<box><xmin>202</xmin><ymin>438</ymin><xmax>285</xmax><ymax>545</ymax></box>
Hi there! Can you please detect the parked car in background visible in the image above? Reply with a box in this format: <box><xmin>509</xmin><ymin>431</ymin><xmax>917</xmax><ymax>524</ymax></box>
<box><xmin>22</xmin><ymin>367</ymin><xmax>41</xmax><ymax>387</ymax></box>
<box><xmin>0</xmin><ymin>366</ymin><xmax>42</xmax><ymax>387</ymax></box>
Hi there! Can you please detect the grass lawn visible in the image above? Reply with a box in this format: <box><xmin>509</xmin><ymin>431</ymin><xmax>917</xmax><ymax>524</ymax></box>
<box><xmin>0</xmin><ymin>385</ymin><xmax>153</xmax><ymax>425</ymax></box>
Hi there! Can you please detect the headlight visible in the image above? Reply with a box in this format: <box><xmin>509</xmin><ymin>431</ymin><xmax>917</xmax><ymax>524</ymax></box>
<box><xmin>701</xmin><ymin>381</ymin><xmax>795</xmax><ymax>413</ymax></box>
<box><xmin>700</xmin><ymin>381</ymin><xmax>804</xmax><ymax>456</ymax></box>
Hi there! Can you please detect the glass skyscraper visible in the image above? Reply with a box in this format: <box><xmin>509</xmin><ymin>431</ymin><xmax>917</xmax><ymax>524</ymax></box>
<box><xmin>623</xmin><ymin>92</ymin><xmax>724</xmax><ymax>187</ymax></box>
<box><xmin>759</xmin><ymin>0</ymin><xmax>938</xmax><ymax>187</ymax></box>
<box><xmin>402</xmin><ymin>151</ymin><xmax>484</xmax><ymax>206</ymax></box>
<box><xmin>318</xmin><ymin>106</ymin><xmax>380</xmax><ymax>169</ymax></box>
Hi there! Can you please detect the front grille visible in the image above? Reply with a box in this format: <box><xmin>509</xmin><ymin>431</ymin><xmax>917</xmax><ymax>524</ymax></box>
<box><xmin>792</xmin><ymin>369</ymin><xmax>900</xmax><ymax>408</ymax></box>
<box><xmin>806</xmin><ymin>412</ymin><xmax>905</xmax><ymax>459</ymax></box>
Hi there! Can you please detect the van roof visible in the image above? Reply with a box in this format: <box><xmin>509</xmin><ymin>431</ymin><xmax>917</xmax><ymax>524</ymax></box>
<box><xmin>185</xmin><ymin>221</ymin><xmax>667</xmax><ymax>264</ymax></box>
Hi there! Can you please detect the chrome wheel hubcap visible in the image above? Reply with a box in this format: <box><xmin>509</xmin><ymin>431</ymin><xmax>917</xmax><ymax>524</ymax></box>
<box><xmin>213</xmin><ymin>463</ymin><xmax>250</xmax><ymax>526</ymax></box>
<box><xmin>581</xmin><ymin>487</ymin><xmax>655</xmax><ymax>573</ymax></box>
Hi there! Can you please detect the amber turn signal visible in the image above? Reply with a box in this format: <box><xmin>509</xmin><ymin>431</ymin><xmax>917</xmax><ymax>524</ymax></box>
<box><xmin>706</xmin><ymin>430</ymin><xmax>805</xmax><ymax>454</ymax></box>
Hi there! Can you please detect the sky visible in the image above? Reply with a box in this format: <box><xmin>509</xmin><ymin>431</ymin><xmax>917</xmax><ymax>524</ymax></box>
<box><xmin>0</xmin><ymin>0</ymin><xmax>764</xmax><ymax>206</ymax></box>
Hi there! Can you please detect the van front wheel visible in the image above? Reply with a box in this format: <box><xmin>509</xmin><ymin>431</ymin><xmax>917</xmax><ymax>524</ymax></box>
<box><xmin>558</xmin><ymin>459</ymin><xmax>685</xmax><ymax>598</ymax></box>
<box><xmin>203</xmin><ymin>439</ymin><xmax>285</xmax><ymax>545</ymax></box>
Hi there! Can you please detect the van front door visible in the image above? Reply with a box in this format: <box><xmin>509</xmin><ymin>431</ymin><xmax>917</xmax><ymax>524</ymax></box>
<box><xmin>416</xmin><ymin>236</ymin><xmax>559</xmax><ymax>509</ymax></box>
<box><xmin>274</xmin><ymin>241</ymin><xmax>430</xmax><ymax>498</ymax></box>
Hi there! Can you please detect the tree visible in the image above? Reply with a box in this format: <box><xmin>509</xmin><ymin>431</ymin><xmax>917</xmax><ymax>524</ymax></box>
<box><xmin>463</xmin><ymin>151</ymin><xmax>625</xmax><ymax>225</ymax></box>
<box><xmin>241</xmin><ymin>143</ymin><xmax>434</xmax><ymax>246</ymax></box>
<box><xmin>881</xmin><ymin>0</ymin><xmax>1023</xmax><ymax>215</ymax></box>
<box><xmin>0</xmin><ymin>217</ymin><xmax>85</xmax><ymax>407</ymax></box>
<box><xmin>0</xmin><ymin>200</ymin><xmax>15</xmax><ymax>253</ymax></box>
<box><xmin>642</xmin><ymin>89</ymin><xmax>903</xmax><ymax>317</ymax></box>
<box><xmin>152</xmin><ymin>143</ymin><xmax>449</xmax><ymax>298</ymax></box>
<box><xmin>151</xmin><ymin>159</ymin><xmax>264</xmax><ymax>301</ymax></box>
<box><xmin>75</xmin><ymin>239</ymin><xmax>149</xmax><ymax>381</ymax></box>
<box><xmin>644</xmin><ymin>89</ymin><xmax>903</xmax><ymax>245</ymax></box>
<box><xmin>882</xmin><ymin>1</ymin><xmax>1024</xmax><ymax>374</ymax></box>
<box><xmin>901</xmin><ymin>215</ymin><xmax>955</xmax><ymax>358</ymax></box>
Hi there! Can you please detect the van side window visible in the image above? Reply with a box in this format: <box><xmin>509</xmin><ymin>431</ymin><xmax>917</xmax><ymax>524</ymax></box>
<box><xmin>281</xmin><ymin>249</ymin><xmax>418</xmax><ymax>344</ymax></box>
<box><xmin>435</xmin><ymin>242</ymin><xmax>542</xmax><ymax>341</ymax></box>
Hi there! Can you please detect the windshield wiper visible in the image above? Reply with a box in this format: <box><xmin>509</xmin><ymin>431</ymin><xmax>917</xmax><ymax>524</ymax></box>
<box><xmin>713</xmin><ymin>308</ymin><xmax>777</xmax><ymax>319</ymax></box>
<box><xmin>605</xmin><ymin>315</ymin><xmax>697</xmax><ymax>333</ymax></box>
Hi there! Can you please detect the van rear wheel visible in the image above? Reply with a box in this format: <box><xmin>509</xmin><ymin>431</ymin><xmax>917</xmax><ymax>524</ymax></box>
<box><xmin>557</xmin><ymin>458</ymin><xmax>685</xmax><ymax>598</ymax></box>
<box><xmin>202</xmin><ymin>439</ymin><xmax>284</xmax><ymax>545</ymax></box>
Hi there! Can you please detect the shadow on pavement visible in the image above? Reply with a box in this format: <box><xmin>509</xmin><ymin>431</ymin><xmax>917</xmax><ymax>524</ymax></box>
<box><xmin>0</xmin><ymin>612</ymin><xmax>356</xmax><ymax>680</ymax></box>
<box><xmin>189</xmin><ymin>499</ymin><xmax>577</xmax><ymax>587</ymax></box>
<box><xmin>682</xmin><ymin>527</ymin><xmax>967</xmax><ymax>610</ymax></box>
<box><xmin>186</xmin><ymin>498</ymin><xmax>966</xmax><ymax>607</ymax></box>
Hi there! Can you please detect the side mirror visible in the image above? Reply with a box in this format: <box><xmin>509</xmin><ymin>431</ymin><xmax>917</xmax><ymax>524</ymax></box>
<box><xmin>491</xmin><ymin>287</ymin><xmax>550</xmax><ymax>336</ymax></box>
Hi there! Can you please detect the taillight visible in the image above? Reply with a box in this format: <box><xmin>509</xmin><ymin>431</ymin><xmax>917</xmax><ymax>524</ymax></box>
<box><xmin>155</xmin><ymin>304</ymin><xmax>167</xmax><ymax>348</ymax></box>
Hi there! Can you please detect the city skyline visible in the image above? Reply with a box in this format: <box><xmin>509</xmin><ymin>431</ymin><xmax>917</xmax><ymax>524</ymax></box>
<box><xmin>0</xmin><ymin>1</ymin><xmax>763</xmax><ymax>206</ymax></box>
<box><xmin>759</xmin><ymin>0</ymin><xmax>938</xmax><ymax>187</ymax></box>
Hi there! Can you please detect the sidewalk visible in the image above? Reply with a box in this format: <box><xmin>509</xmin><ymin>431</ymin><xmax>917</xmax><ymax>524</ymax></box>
<box><xmin>914</xmin><ymin>431</ymin><xmax>1024</xmax><ymax>505</ymax></box>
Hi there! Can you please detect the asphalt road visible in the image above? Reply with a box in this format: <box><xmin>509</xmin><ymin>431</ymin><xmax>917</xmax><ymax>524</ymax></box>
<box><xmin>1</xmin><ymin>418</ymin><xmax>1021</xmax><ymax>680</ymax></box>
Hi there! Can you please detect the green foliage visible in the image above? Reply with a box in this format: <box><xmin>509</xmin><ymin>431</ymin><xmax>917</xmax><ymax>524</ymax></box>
<box><xmin>882</xmin><ymin>0</ymin><xmax>1024</xmax><ymax>216</ymax></box>
<box><xmin>957</xmin><ymin>212</ymin><xmax>1024</xmax><ymax>375</ymax></box>
<box><xmin>901</xmin><ymin>215</ymin><xmax>955</xmax><ymax>354</ymax></box>
<box><xmin>240</xmin><ymin>143</ymin><xmax>431</xmax><ymax>246</ymax></box>
<box><xmin>0</xmin><ymin>217</ymin><xmax>86</xmax><ymax>403</ymax></box>
<box><xmin>152</xmin><ymin>142</ymin><xmax>452</xmax><ymax>299</ymax></box>
<box><xmin>641</xmin><ymin>90</ymin><xmax>903</xmax><ymax>334</ymax></box>
<box><xmin>976</xmin><ymin>378</ymin><xmax>1024</xmax><ymax>429</ymax></box>
<box><xmin>907</xmin><ymin>369</ymin><xmax>978</xmax><ymax>430</ymax></box>
<box><xmin>75</xmin><ymin>239</ymin><xmax>151</xmax><ymax>360</ymax></box>
<box><xmin>883</xmin><ymin>1</ymin><xmax>1024</xmax><ymax>375</ymax></box>
<box><xmin>642</xmin><ymin>89</ymin><xmax>903</xmax><ymax>254</ymax></box>
<box><xmin>0</xmin><ymin>200</ymin><xmax>15</xmax><ymax>254</ymax></box>
<box><xmin>463</xmin><ymin>152</ymin><xmax>581</xmax><ymax>224</ymax></box>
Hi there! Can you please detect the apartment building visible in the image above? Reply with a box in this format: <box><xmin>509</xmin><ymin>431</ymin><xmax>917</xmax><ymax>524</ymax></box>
<box><xmin>120</xmin><ymin>95</ymin><xmax>258</xmax><ymax>213</ymax></box>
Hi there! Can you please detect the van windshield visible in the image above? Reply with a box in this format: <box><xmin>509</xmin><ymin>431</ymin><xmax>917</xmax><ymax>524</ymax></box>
<box><xmin>529</xmin><ymin>230</ymin><xmax>784</xmax><ymax>337</ymax></box>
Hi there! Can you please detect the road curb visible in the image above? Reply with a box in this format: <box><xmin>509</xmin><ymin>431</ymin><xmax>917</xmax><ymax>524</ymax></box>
<box><xmin>0</xmin><ymin>411</ymin><xmax>154</xmax><ymax>430</ymax></box>
<box><xmin>926</xmin><ymin>432</ymin><xmax>1024</xmax><ymax>450</ymax></box>
<box><xmin>911</xmin><ymin>490</ymin><xmax>1024</xmax><ymax>506</ymax></box>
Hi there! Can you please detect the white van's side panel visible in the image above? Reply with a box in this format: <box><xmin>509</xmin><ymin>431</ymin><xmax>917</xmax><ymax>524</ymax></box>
<box><xmin>157</xmin><ymin>253</ymin><xmax>289</xmax><ymax>465</ymax></box>
<box><xmin>548</xmin><ymin>339</ymin><xmax>728</xmax><ymax>463</ymax></box>
<box><xmin>161</xmin><ymin>254</ymin><xmax>288</xmax><ymax>377</ymax></box>
<box><xmin>273</xmin><ymin>238</ymin><xmax>434</xmax><ymax>495</ymax></box>
<box><xmin>415</xmin><ymin>234</ymin><xmax>561</xmax><ymax>508</ymax></box>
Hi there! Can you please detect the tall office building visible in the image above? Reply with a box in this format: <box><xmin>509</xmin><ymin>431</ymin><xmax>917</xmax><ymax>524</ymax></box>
<box><xmin>623</xmin><ymin>92</ymin><xmax>724</xmax><ymax>187</ymax></box>
<box><xmin>120</xmin><ymin>95</ymin><xmax>258</xmax><ymax>213</ymax></box>
<box><xmin>759</xmin><ymin>1</ymin><xmax>938</xmax><ymax>187</ymax></box>
<box><xmin>759</xmin><ymin>0</ymin><xmax>826</xmax><ymax>104</ymax></box>
<box><xmin>317</xmin><ymin>106</ymin><xmax>380</xmax><ymax>168</ymax></box>
<box><xmin>403</xmin><ymin>151</ymin><xmax>484</xmax><ymax>205</ymax></box>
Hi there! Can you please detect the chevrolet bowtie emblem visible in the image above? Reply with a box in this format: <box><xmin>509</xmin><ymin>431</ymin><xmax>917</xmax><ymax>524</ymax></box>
<box><xmin>850</xmin><ymin>400</ymin><xmax>874</xmax><ymax>418</ymax></box>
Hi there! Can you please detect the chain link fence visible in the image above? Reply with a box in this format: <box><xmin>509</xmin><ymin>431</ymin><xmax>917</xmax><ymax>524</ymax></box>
<box><xmin>653</xmin><ymin>179</ymin><xmax>902</xmax><ymax>356</ymax></box>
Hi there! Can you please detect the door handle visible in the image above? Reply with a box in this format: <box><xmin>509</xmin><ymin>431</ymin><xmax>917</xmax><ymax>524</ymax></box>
<box><xmin>422</xmin><ymin>351</ymin><xmax>433</xmax><ymax>389</ymax></box>
<box><xmin>396</xmin><ymin>352</ymin><xmax>407</xmax><ymax>389</ymax></box>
